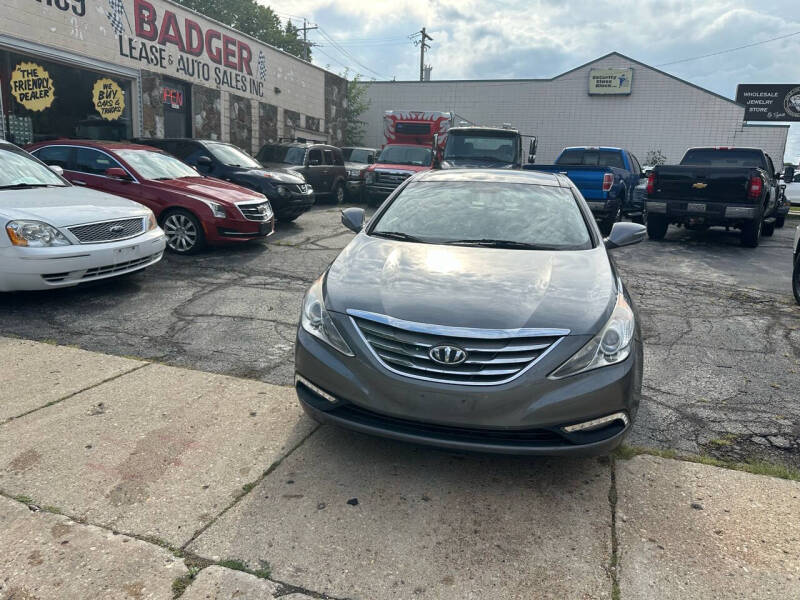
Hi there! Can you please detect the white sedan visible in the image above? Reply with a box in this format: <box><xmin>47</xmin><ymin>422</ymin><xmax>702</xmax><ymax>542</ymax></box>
<box><xmin>0</xmin><ymin>141</ymin><xmax>166</xmax><ymax>292</ymax></box>
<box><xmin>785</xmin><ymin>174</ymin><xmax>800</xmax><ymax>206</ymax></box>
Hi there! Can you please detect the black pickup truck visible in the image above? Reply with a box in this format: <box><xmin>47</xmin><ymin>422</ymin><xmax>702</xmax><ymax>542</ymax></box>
<box><xmin>645</xmin><ymin>147</ymin><xmax>788</xmax><ymax>247</ymax></box>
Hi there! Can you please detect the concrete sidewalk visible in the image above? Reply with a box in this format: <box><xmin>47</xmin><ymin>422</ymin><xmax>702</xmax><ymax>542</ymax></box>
<box><xmin>1</xmin><ymin>337</ymin><xmax>798</xmax><ymax>599</ymax></box>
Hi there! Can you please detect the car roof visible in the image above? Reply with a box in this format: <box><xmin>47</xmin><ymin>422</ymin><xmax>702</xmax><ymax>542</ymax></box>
<box><xmin>342</xmin><ymin>146</ymin><xmax>377</xmax><ymax>150</ymax></box>
<box><xmin>562</xmin><ymin>146</ymin><xmax>623</xmax><ymax>152</ymax></box>
<box><xmin>415</xmin><ymin>169</ymin><xmax>562</xmax><ymax>186</ymax></box>
<box><xmin>31</xmin><ymin>139</ymin><xmax>164</xmax><ymax>152</ymax></box>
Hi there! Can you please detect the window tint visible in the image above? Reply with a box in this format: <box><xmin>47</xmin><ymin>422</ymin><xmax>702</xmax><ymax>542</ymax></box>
<box><xmin>556</xmin><ymin>149</ymin><xmax>624</xmax><ymax>168</ymax></box>
<box><xmin>74</xmin><ymin>148</ymin><xmax>121</xmax><ymax>175</ymax></box>
<box><xmin>372</xmin><ymin>182</ymin><xmax>592</xmax><ymax>250</ymax></box>
<box><xmin>680</xmin><ymin>149</ymin><xmax>766</xmax><ymax>168</ymax></box>
<box><xmin>765</xmin><ymin>154</ymin><xmax>775</xmax><ymax>175</ymax></box>
<box><xmin>331</xmin><ymin>149</ymin><xmax>344</xmax><ymax>166</ymax></box>
<box><xmin>308</xmin><ymin>149</ymin><xmax>322</xmax><ymax>165</ymax></box>
<box><xmin>323</xmin><ymin>149</ymin><xmax>334</xmax><ymax>165</ymax></box>
<box><xmin>444</xmin><ymin>134</ymin><xmax>519</xmax><ymax>163</ymax></box>
<box><xmin>34</xmin><ymin>146</ymin><xmax>72</xmax><ymax>169</ymax></box>
<box><xmin>629</xmin><ymin>153</ymin><xmax>641</xmax><ymax>175</ymax></box>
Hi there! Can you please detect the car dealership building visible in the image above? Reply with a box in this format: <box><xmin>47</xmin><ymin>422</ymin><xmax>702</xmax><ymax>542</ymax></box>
<box><xmin>0</xmin><ymin>0</ymin><xmax>347</xmax><ymax>152</ymax></box>
<box><xmin>363</xmin><ymin>52</ymin><xmax>789</xmax><ymax>166</ymax></box>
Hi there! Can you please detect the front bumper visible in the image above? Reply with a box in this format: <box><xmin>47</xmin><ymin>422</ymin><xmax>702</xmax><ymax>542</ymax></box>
<box><xmin>212</xmin><ymin>217</ymin><xmax>275</xmax><ymax>242</ymax></box>
<box><xmin>294</xmin><ymin>319</ymin><xmax>642</xmax><ymax>456</ymax></box>
<box><xmin>269</xmin><ymin>189</ymin><xmax>316</xmax><ymax>217</ymax></box>
<box><xmin>0</xmin><ymin>229</ymin><xmax>166</xmax><ymax>292</ymax></box>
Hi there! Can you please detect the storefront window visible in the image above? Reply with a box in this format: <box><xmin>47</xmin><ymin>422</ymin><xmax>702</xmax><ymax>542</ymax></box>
<box><xmin>0</xmin><ymin>50</ymin><xmax>133</xmax><ymax>144</ymax></box>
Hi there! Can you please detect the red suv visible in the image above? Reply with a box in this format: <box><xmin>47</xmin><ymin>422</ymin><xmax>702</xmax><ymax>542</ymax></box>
<box><xmin>27</xmin><ymin>140</ymin><xmax>275</xmax><ymax>254</ymax></box>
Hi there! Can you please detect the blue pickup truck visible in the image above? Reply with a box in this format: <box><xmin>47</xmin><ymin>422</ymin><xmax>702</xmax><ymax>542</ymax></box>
<box><xmin>525</xmin><ymin>146</ymin><xmax>646</xmax><ymax>235</ymax></box>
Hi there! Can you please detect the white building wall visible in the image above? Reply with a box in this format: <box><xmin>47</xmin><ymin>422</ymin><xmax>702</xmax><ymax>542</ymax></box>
<box><xmin>364</xmin><ymin>53</ymin><xmax>788</xmax><ymax>166</ymax></box>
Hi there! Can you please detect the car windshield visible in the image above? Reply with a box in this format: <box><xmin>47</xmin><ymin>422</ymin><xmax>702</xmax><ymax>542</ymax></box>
<box><xmin>371</xmin><ymin>181</ymin><xmax>592</xmax><ymax>250</ymax></box>
<box><xmin>556</xmin><ymin>149</ymin><xmax>624</xmax><ymax>168</ymax></box>
<box><xmin>206</xmin><ymin>143</ymin><xmax>262</xmax><ymax>168</ymax></box>
<box><xmin>258</xmin><ymin>145</ymin><xmax>306</xmax><ymax>165</ymax></box>
<box><xmin>444</xmin><ymin>134</ymin><xmax>518</xmax><ymax>163</ymax></box>
<box><xmin>378</xmin><ymin>146</ymin><xmax>432</xmax><ymax>166</ymax></box>
<box><xmin>116</xmin><ymin>150</ymin><xmax>199</xmax><ymax>180</ymax></box>
<box><xmin>342</xmin><ymin>148</ymin><xmax>373</xmax><ymax>163</ymax></box>
<box><xmin>680</xmin><ymin>149</ymin><xmax>765</xmax><ymax>168</ymax></box>
<box><xmin>0</xmin><ymin>146</ymin><xmax>67</xmax><ymax>189</ymax></box>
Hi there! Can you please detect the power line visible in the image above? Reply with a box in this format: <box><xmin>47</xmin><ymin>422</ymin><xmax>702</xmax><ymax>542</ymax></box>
<box><xmin>656</xmin><ymin>29</ymin><xmax>800</xmax><ymax>67</ymax></box>
<box><xmin>316</xmin><ymin>27</ymin><xmax>388</xmax><ymax>79</ymax></box>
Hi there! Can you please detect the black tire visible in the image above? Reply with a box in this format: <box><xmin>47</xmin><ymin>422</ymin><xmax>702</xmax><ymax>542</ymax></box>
<box><xmin>740</xmin><ymin>218</ymin><xmax>762</xmax><ymax>248</ymax></box>
<box><xmin>762</xmin><ymin>220</ymin><xmax>775</xmax><ymax>237</ymax></box>
<box><xmin>646</xmin><ymin>214</ymin><xmax>668</xmax><ymax>240</ymax></box>
<box><xmin>776</xmin><ymin>215</ymin><xmax>786</xmax><ymax>229</ymax></box>
<box><xmin>161</xmin><ymin>209</ymin><xmax>205</xmax><ymax>254</ymax></box>
<box><xmin>793</xmin><ymin>254</ymin><xmax>800</xmax><ymax>305</ymax></box>
<box><xmin>599</xmin><ymin>203</ymin><xmax>622</xmax><ymax>236</ymax></box>
<box><xmin>334</xmin><ymin>182</ymin><xmax>345</xmax><ymax>204</ymax></box>
<box><xmin>277</xmin><ymin>210</ymin><xmax>304</xmax><ymax>222</ymax></box>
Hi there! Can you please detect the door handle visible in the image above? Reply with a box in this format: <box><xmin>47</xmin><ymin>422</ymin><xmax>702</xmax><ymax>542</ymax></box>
<box><xmin>73</xmin><ymin>180</ymin><xmax>87</xmax><ymax>186</ymax></box>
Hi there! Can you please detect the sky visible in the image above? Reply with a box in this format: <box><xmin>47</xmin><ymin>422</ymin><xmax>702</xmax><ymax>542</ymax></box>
<box><xmin>261</xmin><ymin>0</ymin><xmax>800</xmax><ymax>162</ymax></box>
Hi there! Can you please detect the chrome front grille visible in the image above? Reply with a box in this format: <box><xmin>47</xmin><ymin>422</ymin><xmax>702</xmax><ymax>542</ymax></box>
<box><xmin>292</xmin><ymin>184</ymin><xmax>310</xmax><ymax>193</ymax></box>
<box><xmin>375</xmin><ymin>171</ymin><xmax>411</xmax><ymax>187</ymax></box>
<box><xmin>349</xmin><ymin>310</ymin><xmax>566</xmax><ymax>385</ymax></box>
<box><xmin>237</xmin><ymin>201</ymin><xmax>273</xmax><ymax>222</ymax></box>
<box><xmin>68</xmin><ymin>217</ymin><xmax>145</xmax><ymax>243</ymax></box>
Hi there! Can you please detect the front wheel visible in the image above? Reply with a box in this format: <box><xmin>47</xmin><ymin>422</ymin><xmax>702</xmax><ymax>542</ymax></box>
<box><xmin>162</xmin><ymin>209</ymin><xmax>205</xmax><ymax>254</ymax></box>
<box><xmin>762</xmin><ymin>220</ymin><xmax>775</xmax><ymax>237</ymax></box>
<box><xmin>740</xmin><ymin>218</ymin><xmax>762</xmax><ymax>248</ymax></box>
<box><xmin>776</xmin><ymin>215</ymin><xmax>786</xmax><ymax>229</ymax></box>
<box><xmin>646</xmin><ymin>214</ymin><xmax>668</xmax><ymax>240</ymax></box>
<box><xmin>334</xmin><ymin>182</ymin><xmax>345</xmax><ymax>204</ymax></box>
<box><xmin>793</xmin><ymin>254</ymin><xmax>800</xmax><ymax>305</ymax></box>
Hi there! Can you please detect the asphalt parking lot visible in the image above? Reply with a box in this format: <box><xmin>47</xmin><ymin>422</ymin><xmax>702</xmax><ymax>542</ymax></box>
<box><xmin>0</xmin><ymin>207</ymin><xmax>798</xmax><ymax>468</ymax></box>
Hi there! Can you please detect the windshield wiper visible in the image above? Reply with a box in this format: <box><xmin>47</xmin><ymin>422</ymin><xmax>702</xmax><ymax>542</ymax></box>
<box><xmin>371</xmin><ymin>231</ymin><xmax>427</xmax><ymax>243</ymax></box>
<box><xmin>444</xmin><ymin>238</ymin><xmax>557</xmax><ymax>250</ymax></box>
<box><xmin>0</xmin><ymin>183</ymin><xmax>58</xmax><ymax>190</ymax></box>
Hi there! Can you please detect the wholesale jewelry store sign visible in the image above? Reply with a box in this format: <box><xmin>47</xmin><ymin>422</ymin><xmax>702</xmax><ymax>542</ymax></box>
<box><xmin>736</xmin><ymin>84</ymin><xmax>800</xmax><ymax>122</ymax></box>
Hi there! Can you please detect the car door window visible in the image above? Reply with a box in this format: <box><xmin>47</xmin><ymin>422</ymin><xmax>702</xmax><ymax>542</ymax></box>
<box><xmin>323</xmin><ymin>150</ymin><xmax>334</xmax><ymax>165</ymax></box>
<box><xmin>74</xmin><ymin>148</ymin><xmax>122</xmax><ymax>176</ymax></box>
<box><xmin>331</xmin><ymin>149</ymin><xmax>344</xmax><ymax>166</ymax></box>
<box><xmin>308</xmin><ymin>149</ymin><xmax>322</xmax><ymax>166</ymax></box>
<box><xmin>33</xmin><ymin>146</ymin><xmax>72</xmax><ymax>169</ymax></box>
<box><xmin>629</xmin><ymin>153</ymin><xmax>641</xmax><ymax>176</ymax></box>
<box><xmin>765</xmin><ymin>154</ymin><xmax>775</xmax><ymax>177</ymax></box>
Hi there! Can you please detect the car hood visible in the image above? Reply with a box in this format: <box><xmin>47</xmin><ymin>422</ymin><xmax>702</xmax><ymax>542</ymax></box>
<box><xmin>151</xmin><ymin>176</ymin><xmax>267</xmax><ymax>204</ymax></box>
<box><xmin>370</xmin><ymin>163</ymin><xmax>430</xmax><ymax>173</ymax></box>
<box><xmin>257</xmin><ymin>163</ymin><xmax>307</xmax><ymax>180</ymax></box>
<box><xmin>325</xmin><ymin>235</ymin><xmax>616</xmax><ymax>335</ymax></box>
<box><xmin>0</xmin><ymin>186</ymin><xmax>149</xmax><ymax>226</ymax></box>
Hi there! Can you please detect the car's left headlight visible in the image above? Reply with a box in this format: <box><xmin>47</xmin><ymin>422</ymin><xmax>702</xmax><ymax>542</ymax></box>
<box><xmin>550</xmin><ymin>282</ymin><xmax>634</xmax><ymax>379</ymax></box>
<box><xmin>301</xmin><ymin>276</ymin><xmax>354</xmax><ymax>356</ymax></box>
<box><xmin>6</xmin><ymin>220</ymin><xmax>71</xmax><ymax>247</ymax></box>
<box><xmin>276</xmin><ymin>185</ymin><xmax>291</xmax><ymax>197</ymax></box>
<box><xmin>348</xmin><ymin>169</ymin><xmax>361</xmax><ymax>178</ymax></box>
<box><xmin>146</xmin><ymin>211</ymin><xmax>158</xmax><ymax>231</ymax></box>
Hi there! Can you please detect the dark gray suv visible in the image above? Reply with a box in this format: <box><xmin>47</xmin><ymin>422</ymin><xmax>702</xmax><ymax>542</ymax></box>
<box><xmin>257</xmin><ymin>142</ymin><xmax>348</xmax><ymax>203</ymax></box>
<box><xmin>294</xmin><ymin>169</ymin><xmax>646</xmax><ymax>455</ymax></box>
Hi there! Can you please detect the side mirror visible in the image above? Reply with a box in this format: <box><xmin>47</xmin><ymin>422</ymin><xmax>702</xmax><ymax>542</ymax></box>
<box><xmin>48</xmin><ymin>165</ymin><xmax>64</xmax><ymax>176</ymax></box>
<box><xmin>784</xmin><ymin>166</ymin><xmax>795</xmax><ymax>182</ymax></box>
<box><xmin>341</xmin><ymin>207</ymin><xmax>365</xmax><ymax>233</ymax></box>
<box><xmin>196</xmin><ymin>156</ymin><xmax>213</xmax><ymax>170</ymax></box>
<box><xmin>528</xmin><ymin>137</ymin><xmax>537</xmax><ymax>164</ymax></box>
<box><xmin>604</xmin><ymin>222</ymin><xmax>646</xmax><ymax>249</ymax></box>
<box><xmin>105</xmin><ymin>167</ymin><xmax>131</xmax><ymax>181</ymax></box>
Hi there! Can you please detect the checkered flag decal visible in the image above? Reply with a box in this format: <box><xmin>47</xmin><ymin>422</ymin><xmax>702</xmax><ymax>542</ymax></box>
<box><xmin>257</xmin><ymin>51</ymin><xmax>267</xmax><ymax>81</ymax></box>
<box><xmin>107</xmin><ymin>0</ymin><xmax>126</xmax><ymax>36</ymax></box>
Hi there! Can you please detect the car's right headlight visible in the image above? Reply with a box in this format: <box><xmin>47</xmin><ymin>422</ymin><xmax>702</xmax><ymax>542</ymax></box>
<box><xmin>549</xmin><ymin>282</ymin><xmax>635</xmax><ymax>379</ymax></box>
<box><xmin>276</xmin><ymin>185</ymin><xmax>291</xmax><ymax>197</ymax></box>
<box><xmin>301</xmin><ymin>276</ymin><xmax>354</xmax><ymax>356</ymax></box>
<box><xmin>6</xmin><ymin>220</ymin><xmax>71</xmax><ymax>247</ymax></box>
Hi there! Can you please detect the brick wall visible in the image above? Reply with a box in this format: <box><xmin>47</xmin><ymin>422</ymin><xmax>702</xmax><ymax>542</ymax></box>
<box><xmin>363</xmin><ymin>53</ymin><xmax>789</xmax><ymax>165</ymax></box>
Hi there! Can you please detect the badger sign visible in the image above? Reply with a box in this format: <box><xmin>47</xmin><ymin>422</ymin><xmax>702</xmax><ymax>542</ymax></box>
<box><xmin>92</xmin><ymin>78</ymin><xmax>126</xmax><ymax>120</ymax></box>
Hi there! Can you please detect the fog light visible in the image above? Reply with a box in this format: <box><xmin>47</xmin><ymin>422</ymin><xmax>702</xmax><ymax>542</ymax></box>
<box><xmin>295</xmin><ymin>374</ymin><xmax>337</xmax><ymax>404</ymax></box>
<box><xmin>563</xmin><ymin>412</ymin><xmax>629</xmax><ymax>433</ymax></box>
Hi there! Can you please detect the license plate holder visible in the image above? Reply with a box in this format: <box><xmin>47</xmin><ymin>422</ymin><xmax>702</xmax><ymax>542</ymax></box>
<box><xmin>114</xmin><ymin>245</ymin><xmax>138</xmax><ymax>255</ymax></box>
<box><xmin>687</xmin><ymin>202</ymin><xmax>706</xmax><ymax>213</ymax></box>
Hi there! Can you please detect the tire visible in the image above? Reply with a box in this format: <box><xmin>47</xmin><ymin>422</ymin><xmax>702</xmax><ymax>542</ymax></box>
<box><xmin>646</xmin><ymin>214</ymin><xmax>668</xmax><ymax>240</ymax></box>
<box><xmin>599</xmin><ymin>203</ymin><xmax>622</xmax><ymax>236</ymax></box>
<box><xmin>793</xmin><ymin>254</ymin><xmax>800</xmax><ymax>305</ymax></box>
<box><xmin>277</xmin><ymin>211</ymin><xmax>304</xmax><ymax>222</ymax></box>
<box><xmin>776</xmin><ymin>215</ymin><xmax>786</xmax><ymax>229</ymax></box>
<box><xmin>334</xmin><ymin>182</ymin><xmax>345</xmax><ymax>204</ymax></box>
<box><xmin>162</xmin><ymin>209</ymin><xmax>205</xmax><ymax>254</ymax></box>
<box><xmin>740</xmin><ymin>218</ymin><xmax>762</xmax><ymax>248</ymax></box>
<box><xmin>762</xmin><ymin>220</ymin><xmax>775</xmax><ymax>237</ymax></box>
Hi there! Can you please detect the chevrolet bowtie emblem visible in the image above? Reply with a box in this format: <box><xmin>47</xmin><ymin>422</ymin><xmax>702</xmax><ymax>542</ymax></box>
<box><xmin>692</xmin><ymin>182</ymin><xmax>708</xmax><ymax>189</ymax></box>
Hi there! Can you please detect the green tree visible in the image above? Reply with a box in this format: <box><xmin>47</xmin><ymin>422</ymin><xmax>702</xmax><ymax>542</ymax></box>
<box><xmin>173</xmin><ymin>0</ymin><xmax>308</xmax><ymax>60</ymax></box>
<box><xmin>645</xmin><ymin>149</ymin><xmax>667</xmax><ymax>166</ymax></box>
<box><xmin>342</xmin><ymin>71</ymin><xmax>371</xmax><ymax>146</ymax></box>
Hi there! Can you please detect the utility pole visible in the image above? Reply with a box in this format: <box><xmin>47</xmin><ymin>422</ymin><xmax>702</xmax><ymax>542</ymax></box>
<box><xmin>416</xmin><ymin>27</ymin><xmax>432</xmax><ymax>82</ymax></box>
<box><xmin>299</xmin><ymin>19</ymin><xmax>318</xmax><ymax>62</ymax></box>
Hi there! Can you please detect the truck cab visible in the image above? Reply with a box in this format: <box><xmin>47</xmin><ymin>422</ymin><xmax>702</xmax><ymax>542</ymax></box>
<box><xmin>364</xmin><ymin>110</ymin><xmax>452</xmax><ymax>204</ymax></box>
<box><xmin>435</xmin><ymin>126</ymin><xmax>535</xmax><ymax>170</ymax></box>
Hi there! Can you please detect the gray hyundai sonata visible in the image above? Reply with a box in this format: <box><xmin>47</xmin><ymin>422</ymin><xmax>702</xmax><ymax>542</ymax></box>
<box><xmin>294</xmin><ymin>169</ymin><xmax>645</xmax><ymax>455</ymax></box>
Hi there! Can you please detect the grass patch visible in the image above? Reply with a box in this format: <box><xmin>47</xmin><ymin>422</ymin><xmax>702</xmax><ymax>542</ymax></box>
<box><xmin>614</xmin><ymin>445</ymin><xmax>800</xmax><ymax>481</ymax></box>
<box><xmin>42</xmin><ymin>505</ymin><xmax>64</xmax><ymax>515</ymax></box>
<box><xmin>707</xmin><ymin>433</ymin><xmax>739</xmax><ymax>447</ymax></box>
<box><xmin>13</xmin><ymin>495</ymin><xmax>33</xmax><ymax>504</ymax></box>
<box><xmin>219</xmin><ymin>559</ymin><xmax>270</xmax><ymax>579</ymax></box>
<box><xmin>171</xmin><ymin>566</ymin><xmax>201</xmax><ymax>599</ymax></box>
